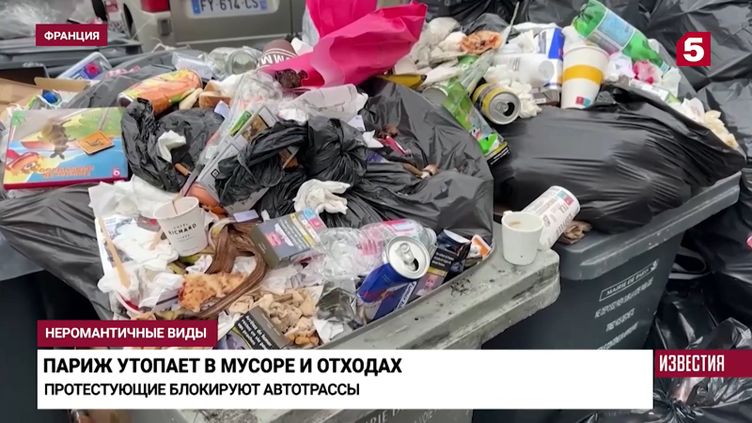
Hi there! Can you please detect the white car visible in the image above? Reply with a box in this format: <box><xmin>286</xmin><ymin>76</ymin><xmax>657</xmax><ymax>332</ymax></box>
<box><xmin>101</xmin><ymin>0</ymin><xmax>405</xmax><ymax>52</ymax></box>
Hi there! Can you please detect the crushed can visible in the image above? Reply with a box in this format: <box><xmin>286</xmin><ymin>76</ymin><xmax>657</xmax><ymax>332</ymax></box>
<box><xmin>357</xmin><ymin>237</ymin><xmax>430</xmax><ymax>322</ymax></box>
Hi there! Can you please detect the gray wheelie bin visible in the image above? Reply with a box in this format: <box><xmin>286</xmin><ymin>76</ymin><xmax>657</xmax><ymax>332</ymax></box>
<box><xmin>485</xmin><ymin>173</ymin><xmax>741</xmax><ymax>350</ymax></box>
<box><xmin>129</xmin><ymin>222</ymin><xmax>561</xmax><ymax>423</ymax></box>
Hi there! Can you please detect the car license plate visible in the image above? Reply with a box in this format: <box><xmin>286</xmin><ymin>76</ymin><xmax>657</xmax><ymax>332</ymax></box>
<box><xmin>190</xmin><ymin>0</ymin><xmax>268</xmax><ymax>18</ymax></box>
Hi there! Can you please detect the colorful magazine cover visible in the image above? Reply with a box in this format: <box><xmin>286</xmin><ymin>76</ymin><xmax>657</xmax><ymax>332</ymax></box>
<box><xmin>3</xmin><ymin>107</ymin><xmax>128</xmax><ymax>189</ymax></box>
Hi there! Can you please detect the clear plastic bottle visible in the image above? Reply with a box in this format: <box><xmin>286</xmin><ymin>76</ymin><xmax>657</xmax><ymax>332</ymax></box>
<box><xmin>571</xmin><ymin>0</ymin><xmax>670</xmax><ymax>73</ymax></box>
<box><xmin>310</xmin><ymin>220</ymin><xmax>437</xmax><ymax>281</ymax></box>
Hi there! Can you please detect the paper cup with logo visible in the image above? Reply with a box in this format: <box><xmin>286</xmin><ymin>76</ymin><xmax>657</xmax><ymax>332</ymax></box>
<box><xmin>561</xmin><ymin>45</ymin><xmax>609</xmax><ymax>109</ymax></box>
<box><xmin>154</xmin><ymin>197</ymin><xmax>208</xmax><ymax>256</ymax></box>
<box><xmin>502</xmin><ymin>211</ymin><xmax>544</xmax><ymax>266</ymax></box>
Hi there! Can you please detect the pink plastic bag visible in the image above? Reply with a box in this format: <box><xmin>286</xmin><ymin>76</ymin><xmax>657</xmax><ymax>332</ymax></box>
<box><xmin>307</xmin><ymin>0</ymin><xmax>377</xmax><ymax>37</ymax></box>
<box><xmin>264</xmin><ymin>2</ymin><xmax>427</xmax><ymax>87</ymax></box>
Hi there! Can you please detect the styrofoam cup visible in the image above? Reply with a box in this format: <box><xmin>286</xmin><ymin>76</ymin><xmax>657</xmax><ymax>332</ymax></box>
<box><xmin>154</xmin><ymin>197</ymin><xmax>208</xmax><ymax>256</ymax></box>
<box><xmin>502</xmin><ymin>211</ymin><xmax>544</xmax><ymax>266</ymax></box>
<box><xmin>561</xmin><ymin>45</ymin><xmax>609</xmax><ymax>109</ymax></box>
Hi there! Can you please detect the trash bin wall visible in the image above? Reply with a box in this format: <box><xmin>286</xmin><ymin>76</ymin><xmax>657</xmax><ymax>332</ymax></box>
<box><xmin>484</xmin><ymin>173</ymin><xmax>740</xmax><ymax>350</ymax></box>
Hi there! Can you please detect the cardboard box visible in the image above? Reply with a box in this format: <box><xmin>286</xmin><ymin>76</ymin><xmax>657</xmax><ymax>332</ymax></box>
<box><xmin>0</xmin><ymin>78</ymin><xmax>40</xmax><ymax>114</ymax></box>
<box><xmin>249</xmin><ymin>209</ymin><xmax>327</xmax><ymax>268</ymax></box>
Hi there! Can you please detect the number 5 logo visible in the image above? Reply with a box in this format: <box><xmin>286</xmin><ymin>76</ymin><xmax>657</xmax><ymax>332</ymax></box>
<box><xmin>676</xmin><ymin>32</ymin><xmax>711</xmax><ymax>67</ymax></box>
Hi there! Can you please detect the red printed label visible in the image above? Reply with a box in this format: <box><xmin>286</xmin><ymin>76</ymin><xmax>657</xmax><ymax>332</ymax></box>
<box><xmin>37</xmin><ymin>320</ymin><xmax>217</xmax><ymax>348</ymax></box>
<box><xmin>676</xmin><ymin>32</ymin><xmax>711</xmax><ymax>67</ymax></box>
<box><xmin>655</xmin><ymin>350</ymin><xmax>752</xmax><ymax>378</ymax></box>
<box><xmin>36</xmin><ymin>24</ymin><xmax>108</xmax><ymax>47</ymax></box>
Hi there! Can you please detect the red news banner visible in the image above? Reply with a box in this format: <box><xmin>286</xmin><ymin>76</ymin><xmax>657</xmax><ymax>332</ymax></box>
<box><xmin>35</xmin><ymin>24</ymin><xmax>108</xmax><ymax>47</ymax></box>
<box><xmin>38</xmin><ymin>320</ymin><xmax>217</xmax><ymax>348</ymax></box>
<box><xmin>655</xmin><ymin>350</ymin><xmax>752</xmax><ymax>378</ymax></box>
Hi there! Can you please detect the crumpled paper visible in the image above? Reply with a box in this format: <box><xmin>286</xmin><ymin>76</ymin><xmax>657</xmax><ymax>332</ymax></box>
<box><xmin>278</xmin><ymin>84</ymin><xmax>367</xmax><ymax>122</ymax></box>
<box><xmin>484</xmin><ymin>68</ymin><xmax>542</xmax><ymax>118</ymax></box>
<box><xmin>672</xmin><ymin>98</ymin><xmax>738</xmax><ymax>149</ymax></box>
<box><xmin>156</xmin><ymin>130</ymin><xmax>186</xmax><ymax>162</ymax></box>
<box><xmin>88</xmin><ymin>176</ymin><xmax>178</xmax><ymax>219</ymax></box>
<box><xmin>294</xmin><ymin>179</ymin><xmax>350</xmax><ymax>215</ymax></box>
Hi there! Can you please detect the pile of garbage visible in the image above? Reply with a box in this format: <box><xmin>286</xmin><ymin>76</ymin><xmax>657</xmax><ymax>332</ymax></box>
<box><xmin>0</xmin><ymin>0</ymin><xmax>745</xmax><ymax>350</ymax></box>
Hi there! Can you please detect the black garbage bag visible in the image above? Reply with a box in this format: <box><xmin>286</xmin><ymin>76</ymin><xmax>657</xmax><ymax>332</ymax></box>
<box><xmin>122</xmin><ymin>100</ymin><xmax>223</xmax><ymax>192</ymax></box>
<box><xmin>319</xmin><ymin>191</ymin><xmax>386</xmax><ymax>229</ymax></box>
<box><xmin>215</xmin><ymin>117</ymin><xmax>368</xmax><ymax>207</ymax></box>
<box><xmin>254</xmin><ymin>168</ymin><xmax>307</xmax><ymax>218</ymax></box>
<box><xmin>520</xmin><ymin>0</ymin><xmax>651</xmax><ymax>31</ymax></box>
<box><xmin>358</xmin><ymin>80</ymin><xmax>494</xmax><ymax>240</ymax></box>
<box><xmin>643</xmin><ymin>0</ymin><xmax>752</xmax><ymax>90</ymax></box>
<box><xmin>492</xmin><ymin>87</ymin><xmax>746</xmax><ymax>233</ymax></box>
<box><xmin>683</xmin><ymin>79</ymin><xmax>752</xmax><ymax>328</ymax></box>
<box><xmin>0</xmin><ymin>186</ymin><xmax>109</xmax><ymax>319</ymax></box>
<box><xmin>66</xmin><ymin>65</ymin><xmax>173</xmax><ymax>109</ymax></box>
<box><xmin>300</xmin><ymin>118</ymin><xmax>367</xmax><ymax>186</ymax></box>
<box><xmin>422</xmin><ymin>0</ymin><xmax>517</xmax><ymax>28</ymax></box>
<box><xmin>214</xmin><ymin>120</ymin><xmax>307</xmax><ymax>206</ymax></box>
<box><xmin>463</xmin><ymin>13</ymin><xmax>509</xmax><ymax>34</ymax></box>
<box><xmin>648</xmin><ymin>285</ymin><xmax>719</xmax><ymax>351</ymax></box>
<box><xmin>583</xmin><ymin>319</ymin><xmax>752</xmax><ymax>423</ymax></box>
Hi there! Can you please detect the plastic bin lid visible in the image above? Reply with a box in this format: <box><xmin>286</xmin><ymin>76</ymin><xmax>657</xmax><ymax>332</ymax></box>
<box><xmin>555</xmin><ymin>173</ymin><xmax>741</xmax><ymax>281</ymax></box>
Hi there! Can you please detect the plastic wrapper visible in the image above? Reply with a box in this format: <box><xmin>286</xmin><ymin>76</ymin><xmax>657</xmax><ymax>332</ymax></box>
<box><xmin>492</xmin><ymin>87</ymin><xmax>746</xmax><ymax>233</ymax></box>
<box><xmin>67</xmin><ymin>65</ymin><xmax>175</xmax><ymax>109</ymax></box>
<box><xmin>583</xmin><ymin>319</ymin><xmax>752</xmax><ymax>423</ymax></box>
<box><xmin>463</xmin><ymin>13</ymin><xmax>510</xmax><ymax>34</ymax></box>
<box><xmin>306</xmin><ymin>0</ymin><xmax>377</xmax><ymax>38</ymax></box>
<box><xmin>0</xmin><ymin>186</ymin><xmax>111</xmax><ymax>318</ymax></box>
<box><xmin>263</xmin><ymin>3</ymin><xmax>426</xmax><ymax>87</ymax></box>
<box><xmin>644</xmin><ymin>0</ymin><xmax>752</xmax><ymax>89</ymax></box>
<box><xmin>122</xmin><ymin>100</ymin><xmax>223</xmax><ymax>192</ymax></box>
<box><xmin>118</xmin><ymin>70</ymin><xmax>202</xmax><ymax>116</ymax></box>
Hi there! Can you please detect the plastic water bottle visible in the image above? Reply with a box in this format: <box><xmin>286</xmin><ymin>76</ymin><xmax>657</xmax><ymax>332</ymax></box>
<box><xmin>312</xmin><ymin>220</ymin><xmax>437</xmax><ymax>280</ymax></box>
<box><xmin>572</xmin><ymin>0</ymin><xmax>670</xmax><ymax>73</ymax></box>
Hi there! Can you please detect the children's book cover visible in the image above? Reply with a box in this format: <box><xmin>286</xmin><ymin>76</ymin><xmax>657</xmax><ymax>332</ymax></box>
<box><xmin>3</xmin><ymin>107</ymin><xmax>128</xmax><ymax>189</ymax></box>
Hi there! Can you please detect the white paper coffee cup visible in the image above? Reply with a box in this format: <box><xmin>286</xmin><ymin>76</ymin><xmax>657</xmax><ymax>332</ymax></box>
<box><xmin>561</xmin><ymin>45</ymin><xmax>609</xmax><ymax>109</ymax></box>
<box><xmin>502</xmin><ymin>211</ymin><xmax>544</xmax><ymax>266</ymax></box>
<box><xmin>154</xmin><ymin>197</ymin><xmax>208</xmax><ymax>256</ymax></box>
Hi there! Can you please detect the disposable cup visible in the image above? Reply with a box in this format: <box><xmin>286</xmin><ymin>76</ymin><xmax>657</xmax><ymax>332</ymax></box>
<box><xmin>502</xmin><ymin>211</ymin><xmax>544</xmax><ymax>266</ymax></box>
<box><xmin>561</xmin><ymin>45</ymin><xmax>609</xmax><ymax>109</ymax></box>
<box><xmin>495</xmin><ymin>53</ymin><xmax>556</xmax><ymax>87</ymax></box>
<box><xmin>154</xmin><ymin>197</ymin><xmax>208</xmax><ymax>256</ymax></box>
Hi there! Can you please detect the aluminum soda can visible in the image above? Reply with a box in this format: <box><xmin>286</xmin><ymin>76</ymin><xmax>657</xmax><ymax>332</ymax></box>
<box><xmin>522</xmin><ymin>186</ymin><xmax>580</xmax><ymax>249</ymax></box>
<box><xmin>471</xmin><ymin>83</ymin><xmax>521</xmax><ymax>125</ymax></box>
<box><xmin>357</xmin><ymin>237</ymin><xmax>430</xmax><ymax>322</ymax></box>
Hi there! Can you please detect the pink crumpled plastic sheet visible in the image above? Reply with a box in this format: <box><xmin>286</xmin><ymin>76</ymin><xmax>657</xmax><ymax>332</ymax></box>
<box><xmin>263</xmin><ymin>2</ymin><xmax>427</xmax><ymax>87</ymax></box>
<box><xmin>307</xmin><ymin>0</ymin><xmax>377</xmax><ymax>37</ymax></box>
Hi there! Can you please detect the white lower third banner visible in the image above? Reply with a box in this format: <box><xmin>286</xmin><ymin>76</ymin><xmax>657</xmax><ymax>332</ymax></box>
<box><xmin>38</xmin><ymin>350</ymin><xmax>653</xmax><ymax>410</ymax></box>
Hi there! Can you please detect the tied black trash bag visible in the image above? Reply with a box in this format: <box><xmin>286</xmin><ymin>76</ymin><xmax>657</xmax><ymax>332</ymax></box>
<box><xmin>0</xmin><ymin>186</ymin><xmax>110</xmax><ymax>318</ymax></box>
<box><xmin>492</xmin><ymin>87</ymin><xmax>746</xmax><ymax>233</ymax></box>
<box><xmin>355</xmin><ymin>80</ymin><xmax>494</xmax><ymax>240</ymax></box>
<box><xmin>583</xmin><ymin>319</ymin><xmax>752</xmax><ymax>423</ymax></box>
<box><xmin>255</xmin><ymin>168</ymin><xmax>307</xmax><ymax>219</ymax></box>
<box><xmin>213</xmin><ymin>117</ymin><xmax>367</xmax><ymax>206</ymax></box>
<box><xmin>122</xmin><ymin>100</ymin><xmax>223</xmax><ymax>192</ymax></box>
